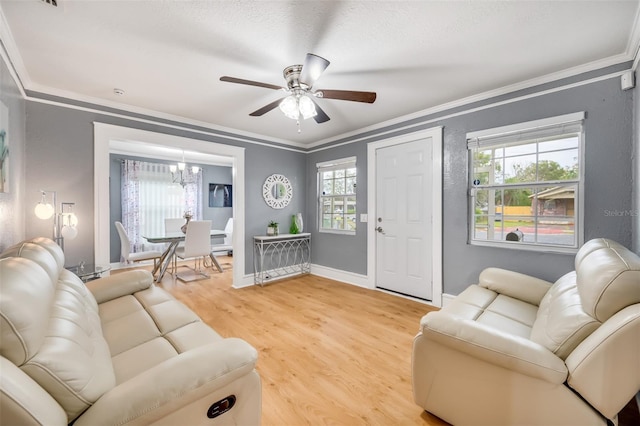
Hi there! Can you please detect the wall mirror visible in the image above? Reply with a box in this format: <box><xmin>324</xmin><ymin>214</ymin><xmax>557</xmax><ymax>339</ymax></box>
<box><xmin>263</xmin><ymin>174</ymin><xmax>292</xmax><ymax>209</ymax></box>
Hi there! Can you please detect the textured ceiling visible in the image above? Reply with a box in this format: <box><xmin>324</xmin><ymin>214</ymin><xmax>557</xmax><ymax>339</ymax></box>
<box><xmin>1</xmin><ymin>0</ymin><xmax>639</xmax><ymax>147</ymax></box>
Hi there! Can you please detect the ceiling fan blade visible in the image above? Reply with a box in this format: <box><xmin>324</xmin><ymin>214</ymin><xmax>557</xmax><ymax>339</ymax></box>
<box><xmin>299</xmin><ymin>53</ymin><xmax>330</xmax><ymax>88</ymax></box>
<box><xmin>316</xmin><ymin>89</ymin><xmax>377</xmax><ymax>103</ymax></box>
<box><xmin>220</xmin><ymin>76</ymin><xmax>283</xmax><ymax>91</ymax></box>
<box><xmin>249</xmin><ymin>98</ymin><xmax>286</xmax><ymax>116</ymax></box>
<box><xmin>311</xmin><ymin>99</ymin><xmax>330</xmax><ymax>124</ymax></box>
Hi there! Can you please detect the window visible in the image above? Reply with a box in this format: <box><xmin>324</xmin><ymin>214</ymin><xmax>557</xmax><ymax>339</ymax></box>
<box><xmin>121</xmin><ymin>159</ymin><xmax>202</xmax><ymax>251</ymax></box>
<box><xmin>317</xmin><ymin>157</ymin><xmax>357</xmax><ymax>234</ymax></box>
<box><xmin>467</xmin><ymin>112</ymin><xmax>584</xmax><ymax>252</ymax></box>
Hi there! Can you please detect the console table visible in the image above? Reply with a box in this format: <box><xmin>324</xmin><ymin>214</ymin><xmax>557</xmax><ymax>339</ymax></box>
<box><xmin>253</xmin><ymin>233</ymin><xmax>311</xmax><ymax>286</ymax></box>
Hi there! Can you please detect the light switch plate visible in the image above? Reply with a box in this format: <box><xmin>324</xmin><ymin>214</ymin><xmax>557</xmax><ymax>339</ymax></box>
<box><xmin>360</xmin><ymin>214</ymin><xmax>368</xmax><ymax>222</ymax></box>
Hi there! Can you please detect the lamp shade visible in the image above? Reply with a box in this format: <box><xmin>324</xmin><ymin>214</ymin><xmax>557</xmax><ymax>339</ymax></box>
<box><xmin>61</xmin><ymin>225</ymin><xmax>78</xmax><ymax>240</ymax></box>
<box><xmin>279</xmin><ymin>96</ymin><xmax>300</xmax><ymax>120</ymax></box>
<box><xmin>298</xmin><ymin>95</ymin><xmax>317</xmax><ymax>119</ymax></box>
<box><xmin>66</xmin><ymin>212</ymin><xmax>79</xmax><ymax>227</ymax></box>
<box><xmin>35</xmin><ymin>202</ymin><xmax>54</xmax><ymax>220</ymax></box>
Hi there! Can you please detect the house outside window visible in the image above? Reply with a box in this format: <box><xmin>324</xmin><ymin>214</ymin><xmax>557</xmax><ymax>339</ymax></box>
<box><xmin>467</xmin><ymin>112</ymin><xmax>584</xmax><ymax>252</ymax></box>
<box><xmin>317</xmin><ymin>157</ymin><xmax>357</xmax><ymax>234</ymax></box>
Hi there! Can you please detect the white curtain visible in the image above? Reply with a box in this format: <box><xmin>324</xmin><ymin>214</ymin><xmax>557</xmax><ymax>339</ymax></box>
<box><xmin>121</xmin><ymin>159</ymin><xmax>202</xmax><ymax>251</ymax></box>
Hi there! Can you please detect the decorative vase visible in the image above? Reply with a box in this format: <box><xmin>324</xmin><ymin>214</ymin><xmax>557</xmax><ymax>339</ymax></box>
<box><xmin>289</xmin><ymin>215</ymin><xmax>299</xmax><ymax>234</ymax></box>
<box><xmin>295</xmin><ymin>213</ymin><xmax>303</xmax><ymax>233</ymax></box>
<box><xmin>181</xmin><ymin>214</ymin><xmax>192</xmax><ymax>234</ymax></box>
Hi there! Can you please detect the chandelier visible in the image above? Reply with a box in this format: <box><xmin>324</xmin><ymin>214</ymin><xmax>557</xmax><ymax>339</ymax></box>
<box><xmin>170</xmin><ymin>151</ymin><xmax>200</xmax><ymax>188</ymax></box>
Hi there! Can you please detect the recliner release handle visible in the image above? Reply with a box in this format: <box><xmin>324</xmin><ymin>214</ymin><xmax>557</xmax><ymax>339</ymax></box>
<box><xmin>207</xmin><ymin>395</ymin><xmax>236</xmax><ymax>419</ymax></box>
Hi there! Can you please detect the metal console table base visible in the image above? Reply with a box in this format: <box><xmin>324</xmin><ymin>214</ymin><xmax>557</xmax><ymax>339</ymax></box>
<box><xmin>253</xmin><ymin>233</ymin><xmax>311</xmax><ymax>286</ymax></box>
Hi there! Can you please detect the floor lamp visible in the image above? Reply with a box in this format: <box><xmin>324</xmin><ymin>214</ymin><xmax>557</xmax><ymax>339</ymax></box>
<box><xmin>34</xmin><ymin>190</ymin><xmax>78</xmax><ymax>251</ymax></box>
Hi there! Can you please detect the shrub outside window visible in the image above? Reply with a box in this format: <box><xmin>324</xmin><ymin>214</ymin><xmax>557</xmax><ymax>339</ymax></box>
<box><xmin>467</xmin><ymin>113</ymin><xmax>584</xmax><ymax>252</ymax></box>
<box><xmin>318</xmin><ymin>157</ymin><xmax>357</xmax><ymax>234</ymax></box>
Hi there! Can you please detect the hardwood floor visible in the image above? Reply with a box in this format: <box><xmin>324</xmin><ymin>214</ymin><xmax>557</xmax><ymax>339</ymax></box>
<box><xmin>114</xmin><ymin>260</ymin><xmax>639</xmax><ymax>426</ymax></box>
<box><xmin>117</xmin><ymin>259</ymin><xmax>445</xmax><ymax>425</ymax></box>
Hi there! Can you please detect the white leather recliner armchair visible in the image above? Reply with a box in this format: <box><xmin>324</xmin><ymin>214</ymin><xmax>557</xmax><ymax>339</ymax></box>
<box><xmin>0</xmin><ymin>237</ymin><xmax>261</xmax><ymax>425</ymax></box>
<box><xmin>412</xmin><ymin>238</ymin><xmax>640</xmax><ymax>425</ymax></box>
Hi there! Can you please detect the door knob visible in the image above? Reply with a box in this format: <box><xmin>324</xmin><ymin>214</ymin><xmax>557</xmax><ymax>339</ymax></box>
<box><xmin>375</xmin><ymin>226</ymin><xmax>385</xmax><ymax>234</ymax></box>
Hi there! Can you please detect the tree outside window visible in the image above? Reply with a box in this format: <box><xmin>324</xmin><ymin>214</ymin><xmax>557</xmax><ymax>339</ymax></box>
<box><xmin>318</xmin><ymin>158</ymin><xmax>357</xmax><ymax>234</ymax></box>
<box><xmin>468</xmin><ymin>114</ymin><xmax>583</xmax><ymax>251</ymax></box>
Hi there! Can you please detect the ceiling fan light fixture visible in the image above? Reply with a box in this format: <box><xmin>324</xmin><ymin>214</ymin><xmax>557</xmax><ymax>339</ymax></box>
<box><xmin>298</xmin><ymin>95</ymin><xmax>317</xmax><ymax>120</ymax></box>
<box><xmin>279</xmin><ymin>95</ymin><xmax>300</xmax><ymax>120</ymax></box>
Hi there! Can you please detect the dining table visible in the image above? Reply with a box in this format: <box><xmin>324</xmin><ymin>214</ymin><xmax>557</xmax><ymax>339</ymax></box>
<box><xmin>143</xmin><ymin>229</ymin><xmax>227</xmax><ymax>282</ymax></box>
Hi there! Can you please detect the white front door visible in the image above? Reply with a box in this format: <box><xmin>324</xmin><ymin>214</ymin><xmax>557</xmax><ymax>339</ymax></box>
<box><xmin>375</xmin><ymin>138</ymin><xmax>433</xmax><ymax>300</ymax></box>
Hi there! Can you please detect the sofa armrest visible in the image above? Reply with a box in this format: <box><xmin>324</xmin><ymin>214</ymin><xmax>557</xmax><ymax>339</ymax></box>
<box><xmin>85</xmin><ymin>270</ymin><xmax>154</xmax><ymax>304</ymax></box>
<box><xmin>420</xmin><ymin>311</ymin><xmax>567</xmax><ymax>383</ymax></box>
<box><xmin>1</xmin><ymin>356</ymin><xmax>68</xmax><ymax>425</ymax></box>
<box><xmin>74</xmin><ymin>338</ymin><xmax>258</xmax><ymax>426</ymax></box>
<box><xmin>478</xmin><ymin>267</ymin><xmax>552</xmax><ymax>305</ymax></box>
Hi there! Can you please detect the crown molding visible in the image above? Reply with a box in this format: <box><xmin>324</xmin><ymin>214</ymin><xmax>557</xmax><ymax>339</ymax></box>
<box><xmin>307</xmin><ymin>53</ymin><xmax>634</xmax><ymax>150</ymax></box>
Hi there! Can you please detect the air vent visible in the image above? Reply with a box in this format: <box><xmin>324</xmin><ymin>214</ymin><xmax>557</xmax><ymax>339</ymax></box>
<box><xmin>40</xmin><ymin>0</ymin><xmax>58</xmax><ymax>7</ymax></box>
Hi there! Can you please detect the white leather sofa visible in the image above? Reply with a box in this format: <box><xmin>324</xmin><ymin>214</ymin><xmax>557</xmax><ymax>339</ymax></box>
<box><xmin>0</xmin><ymin>237</ymin><xmax>261</xmax><ymax>425</ymax></box>
<box><xmin>413</xmin><ymin>238</ymin><xmax>640</xmax><ymax>425</ymax></box>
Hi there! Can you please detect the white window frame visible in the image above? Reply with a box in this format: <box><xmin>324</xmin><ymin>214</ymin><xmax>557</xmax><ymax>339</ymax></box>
<box><xmin>467</xmin><ymin>112</ymin><xmax>585</xmax><ymax>253</ymax></box>
<box><xmin>317</xmin><ymin>156</ymin><xmax>357</xmax><ymax>235</ymax></box>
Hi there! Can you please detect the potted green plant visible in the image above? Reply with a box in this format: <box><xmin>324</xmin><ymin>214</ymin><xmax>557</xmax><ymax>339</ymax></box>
<box><xmin>267</xmin><ymin>220</ymin><xmax>279</xmax><ymax>236</ymax></box>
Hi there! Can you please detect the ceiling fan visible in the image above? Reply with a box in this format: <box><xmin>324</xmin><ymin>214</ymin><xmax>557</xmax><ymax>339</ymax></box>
<box><xmin>220</xmin><ymin>53</ymin><xmax>376</xmax><ymax>129</ymax></box>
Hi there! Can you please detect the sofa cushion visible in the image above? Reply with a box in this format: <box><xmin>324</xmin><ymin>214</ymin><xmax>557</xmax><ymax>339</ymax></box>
<box><xmin>0</xmin><ymin>258</ymin><xmax>54</xmax><ymax>365</ymax></box>
<box><xmin>530</xmin><ymin>271</ymin><xmax>600</xmax><ymax>359</ymax></box>
<box><xmin>0</xmin><ymin>253</ymin><xmax>115</xmax><ymax>421</ymax></box>
<box><xmin>440</xmin><ymin>285</ymin><xmax>537</xmax><ymax>339</ymax></box>
<box><xmin>575</xmin><ymin>238</ymin><xmax>640</xmax><ymax>322</ymax></box>
<box><xmin>0</xmin><ymin>242</ymin><xmax>61</xmax><ymax>283</ymax></box>
<box><xmin>99</xmin><ymin>285</ymin><xmax>224</xmax><ymax>384</ymax></box>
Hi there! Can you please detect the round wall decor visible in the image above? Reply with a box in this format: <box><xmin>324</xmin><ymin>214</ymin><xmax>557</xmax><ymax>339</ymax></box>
<box><xmin>262</xmin><ymin>174</ymin><xmax>293</xmax><ymax>209</ymax></box>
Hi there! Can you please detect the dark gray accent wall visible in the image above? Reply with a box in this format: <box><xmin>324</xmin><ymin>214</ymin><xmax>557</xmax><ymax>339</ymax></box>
<box><xmin>0</xmin><ymin>55</ymin><xmax>26</xmax><ymax>250</ymax></box>
<box><xmin>24</xmin><ymin>101</ymin><xmax>306</xmax><ymax>272</ymax></box>
<box><xmin>308</xmin><ymin>71</ymin><xmax>634</xmax><ymax>296</ymax></box>
<box><xmin>108</xmin><ymin>153</ymin><xmax>232</xmax><ymax>263</ymax></box>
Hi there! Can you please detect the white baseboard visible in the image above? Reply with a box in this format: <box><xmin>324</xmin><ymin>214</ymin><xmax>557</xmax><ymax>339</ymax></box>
<box><xmin>310</xmin><ymin>264</ymin><xmax>371</xmax><ymax>288</ymax></box>
<box><xmin>234</xmin><ymin>266</ymin><xmax>453</xmax><ymax>310</ymax></box>
<box><xmin>233</xmin><ymin>274</ymin><xmax>256</xmax><ymax>289</ymax></box>
<box><xmin>442</xmin><ymin>293</ymin><xmax>456</xmax><ymax>307</ymax></box>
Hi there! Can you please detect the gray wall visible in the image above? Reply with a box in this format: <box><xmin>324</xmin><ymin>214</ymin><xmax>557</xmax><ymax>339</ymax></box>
<box><xmin>633</xmin><ymin>74</ymin><xmax>639</xmax><ymax>254</ymax></box>
<box><xmin>309</xmin><ymin>65</ymin><xmax>634</xmax><ymax>296</ymax></box>
<box><xmin>108</xmin><ymin>153</ymin><xmax>233</xmax><ymax>263</ymax></box>
<box><xmin>14</xmin><ymin>58</ymin><xmax>637</xmax><ymax>295</ymax></box>
<box><xmin>0</xmin><ymin>54</ymin><xmax>26</xmax><ymax>251</ymax></box>
<box><xmin>23</xmin><ymin>101</ymin><xmax>306</xmax><ymax>272</ymax></box>
<box><xmin>306</xmin><ymin>141</ymin><xmax>368</xmax><ymax>274</ymax></box>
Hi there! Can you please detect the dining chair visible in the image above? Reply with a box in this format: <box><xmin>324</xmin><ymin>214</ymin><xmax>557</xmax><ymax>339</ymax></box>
<box><xmin>114</xmin><ymin>221</ymin><xmax>162</xmax><ymax>268</ymax></box>
<box><xmin>174</xmin><ymin>220</ymin><xmax>212</xmax><ymax>282</ymax></box>
<box><xmin>164</xmin><ymin>217</ymin><xmax>185</xmax><ymax>234</ymax></box>
<box><xmin>211</xmin><ymin>217</ymin><xmax>233</xmax><ymax>257</ymax></box>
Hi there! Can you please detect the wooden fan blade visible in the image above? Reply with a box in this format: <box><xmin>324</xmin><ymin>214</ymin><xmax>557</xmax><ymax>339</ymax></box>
<box><xmin>311</xmin><ymin>99</ymin><xmax>330</xmax><ymax>124</ymax></box>
<box><xmin>249</xmin><ymin>98</ymin><xmax>286</xmax><ymax>116</ymax></box>
<box><xmin>299</xmin><ymin>53</ymin><xmax>330</xmax><ymax>88</ymax></box>
<box><xmin>220</xmin><ymin>76</ymin><xmax>283</xmax><ymax>91</ymax></box>
<box><xmin>316</xmin><ymin>89</ymin><xmax>376</xmax><ymax>103</ymax></box>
